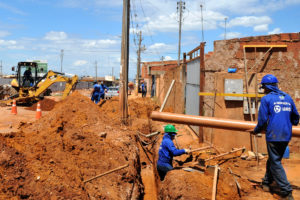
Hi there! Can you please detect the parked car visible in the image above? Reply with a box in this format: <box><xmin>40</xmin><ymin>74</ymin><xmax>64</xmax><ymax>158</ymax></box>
<box><xmin>105</xmin><ymin>86</ymin><xmax>119</xmax><ymax>99</ymax></box>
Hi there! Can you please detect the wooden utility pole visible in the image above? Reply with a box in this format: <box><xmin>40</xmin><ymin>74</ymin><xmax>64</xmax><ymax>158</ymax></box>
<box><xmin>177</xmin><ymin>1</ymin><xmax>185</xmax><ymax>66</ymax></box>
<box><xmin>199</xmin><ymin>42</ymin><xmax>206</xmax><ymax>143</ymax></box>
<box><xmin>136</xmin><ymin>31</ymin><xmax>142</xmax><ymax>94</ymax></box>
<box><xmin>200</xmin><ymin>4</ymin><xmax>204</xmax><ymax>42</ymax></box>
<box><xmin>120</xmin><ymin>0</ymin><xmax>130</xmax><ymax>124</ymax></box>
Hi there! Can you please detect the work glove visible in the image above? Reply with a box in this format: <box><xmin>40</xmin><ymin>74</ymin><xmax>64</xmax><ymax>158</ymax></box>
<box><xmin>184</xmin><ymin>149</ymin><xmax>191</xmax><ymax>154</ymax></box>
<box><xmin>246</xmin><ymin>129</ymin><xmax>262</xmax><ymax>137</ymax></box>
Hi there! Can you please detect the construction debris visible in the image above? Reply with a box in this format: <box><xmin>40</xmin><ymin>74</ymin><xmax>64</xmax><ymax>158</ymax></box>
<box><xmin>84</xmin><ymin>164</ymin><xmax>129</xmax><ymax>183</ymax></box>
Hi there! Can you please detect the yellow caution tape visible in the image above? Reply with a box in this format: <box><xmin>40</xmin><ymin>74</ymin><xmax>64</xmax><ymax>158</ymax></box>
<box><xmin>198</xmin><ymin>92</ymin><xmax>264</xmax><ymax>98</ymax></box>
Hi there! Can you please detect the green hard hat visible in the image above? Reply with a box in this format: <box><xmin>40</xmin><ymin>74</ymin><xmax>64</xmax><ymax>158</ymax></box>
<box><xmin>164</xmin><ymin>124</ymin><xmax>178</xmax><ymax>133</ymax></box>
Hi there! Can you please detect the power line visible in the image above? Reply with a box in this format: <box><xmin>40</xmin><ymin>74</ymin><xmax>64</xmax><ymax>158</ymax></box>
<box><xmin>138</xmin><ymin>0</ymin><xmax>161</xmax><ymax>60</ymax></box>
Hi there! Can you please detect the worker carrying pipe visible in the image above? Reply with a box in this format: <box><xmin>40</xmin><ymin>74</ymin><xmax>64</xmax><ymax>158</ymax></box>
<box><xmin>248</xmin><ymin>74</ymin><xmax>299</xmax><ymax>199</ymax></box>
<box><xmin>157</xmin><ymin>124</ymin><xmax>190</xmax><ymax>181</ymax></box>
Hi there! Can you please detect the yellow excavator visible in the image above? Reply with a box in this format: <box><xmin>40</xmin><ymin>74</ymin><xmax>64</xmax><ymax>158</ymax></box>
<box><xmin>0</xmin><ymin>61</ymin><xmax>78</xmax><ymax>105</ymax></box>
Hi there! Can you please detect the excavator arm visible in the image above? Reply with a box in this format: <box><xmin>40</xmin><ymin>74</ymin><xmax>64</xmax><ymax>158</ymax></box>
<box><xmin>34</xmin><ymin>71</ymin><xmax>78</xmax><ymax>99</ymax></box>
<box><xmin>0</xmin><ymin>70</ymin><xmax>78</xmax><ymax>105</ymax></box>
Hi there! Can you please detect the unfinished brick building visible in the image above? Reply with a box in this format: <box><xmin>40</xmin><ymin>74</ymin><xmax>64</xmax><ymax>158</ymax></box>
<box><xmin>142</xmin><ymin>33</ymin><xmax>300</xmax><ymax>153</ymax></box>
<box><xmin>141</xmin><ymin>60</ymin><xmax>185</xmax><ymax>113</ymax></box>
<box><xmin>201</xmin><ymin>33</ymin><xmax>300</xmax><ymax>152</ymax></box>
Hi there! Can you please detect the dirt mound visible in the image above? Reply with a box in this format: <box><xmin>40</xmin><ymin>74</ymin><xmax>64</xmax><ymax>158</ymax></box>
<box><xmin>26</xmin><ymin>98</ymin><xmax>57</xmax><ymax>111</ymax></box>
<box><xmin>159</xmin><ymin>169</ymin><xmax>240</xmax><ymax>200</ymax></box>
<box><xmin>100</xmin><ymin>97</ymin><xmax>159</xmax><ymax>120</ymax></box>
<box><xmin>99</xmin><ymin>97</ymin><xmax>159</xmax><ymax>133</ymax></box>
<box><xmin>1</xmin><ymin>92</ymin><xmax>144</xmax><ymax>199</ymax></box>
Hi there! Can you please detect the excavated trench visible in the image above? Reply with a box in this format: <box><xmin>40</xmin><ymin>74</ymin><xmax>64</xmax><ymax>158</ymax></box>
<box><xmin>1</xmin><ymin>91</ymin><xmax>284</xmax><ymax>199</ymax></box>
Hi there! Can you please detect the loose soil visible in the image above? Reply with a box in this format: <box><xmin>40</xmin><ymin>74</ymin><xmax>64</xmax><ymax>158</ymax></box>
<box><xmin>0</xmin><ymin>92</ymin><xmax>146</xmax><ymax>199</ymax></box>
<box><xmin>25</xmin><ymin>98</ymin><xmax>57</xmax><ymax>111</ymax></box>
<box><xmin>0</xmin><ymin>90</ymin><xmax>299</xmax><ymax>199</ymax></box>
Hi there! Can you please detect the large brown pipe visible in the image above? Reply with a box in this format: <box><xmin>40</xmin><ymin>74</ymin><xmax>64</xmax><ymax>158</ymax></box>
<box><xmin>150</xmin><ymin>111</ymin><xmax>300</xmax><ymax>138</ymax></box>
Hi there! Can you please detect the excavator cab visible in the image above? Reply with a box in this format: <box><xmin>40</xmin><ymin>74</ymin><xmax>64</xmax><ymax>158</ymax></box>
<box><xmin>16</xmin><ymin>62</ymin><xmax>38</xmax><ymax>88</ymax></box>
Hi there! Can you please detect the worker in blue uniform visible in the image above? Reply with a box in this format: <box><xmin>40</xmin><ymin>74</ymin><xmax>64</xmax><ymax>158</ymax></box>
<box><xmin>99</xmin><ymin>81</ymin><xmax>108</xmax><ymax>101</ymax></box>
<box><xmin>91</xmin><ymin>81</ymin><xmax>101</xmax><ymax>104</ymax></box>
<box><xmin>252</xmin><ymin>74</ymin><xmax>299</xmax><ymax>200</ymax></box>
<box><xmin>91</xmin><ymin>81</ymin><xmax>108</xmax><ymax>104</ymax></box>
<box><xmin>141</xmin><ymin>82</ymin><xmax>147</xmax><ymax>98</ymax></box>
<box><xmin>157</xmin><ymin>124</ymin><xmax>190</xmax><ymax>181</ymax></box>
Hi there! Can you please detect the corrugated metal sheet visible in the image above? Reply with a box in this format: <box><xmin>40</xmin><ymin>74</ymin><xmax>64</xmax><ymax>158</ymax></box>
<box><xmin>186</xmin><ymin>58</ymin><xmax>200</xmax><ymax>132</ymax></box>
<box><xmin>186</xmin><ymin>58</ymin><xmax>200</xmax><ymax>116</ymax></box>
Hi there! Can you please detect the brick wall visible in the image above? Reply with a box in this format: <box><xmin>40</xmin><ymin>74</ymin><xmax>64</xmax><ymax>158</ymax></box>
<box><xmin>204</xmin><ymin>33</ymin><xmax>300</xmax><ymax>152</ymax></box>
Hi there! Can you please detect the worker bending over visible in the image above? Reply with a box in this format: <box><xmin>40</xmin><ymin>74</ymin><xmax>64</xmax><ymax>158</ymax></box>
<box><xmin>253</xmin><ymin>74</ymin><xmax>299</xmax><ymax>200</ymax></box>
<box><xmin>157</xmin><ymin>124</ymin><xmax>190</xmax><ymax>181</ymax></box>
<box><xmin>91</xmin><ymin>81</ymin><xmax>107</xmax><ymax>104</ymax></box>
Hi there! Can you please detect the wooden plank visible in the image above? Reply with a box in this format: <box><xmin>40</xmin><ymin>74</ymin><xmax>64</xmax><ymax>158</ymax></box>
<box><xmin>84</xmin><ymin>164</ymin><xmax>129</xmax><ymax>183</ymax></box>
<box><xmin>212</xmin><ymin>165</ymin><xmax>219</xmax><ymax>200</ymax></box>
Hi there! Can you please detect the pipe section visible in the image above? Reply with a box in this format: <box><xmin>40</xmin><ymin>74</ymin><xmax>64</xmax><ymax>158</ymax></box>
<box><xmin>150</xmin><ymin>111</ymin><xmax>300</xmax><ymax>138</ymax></box>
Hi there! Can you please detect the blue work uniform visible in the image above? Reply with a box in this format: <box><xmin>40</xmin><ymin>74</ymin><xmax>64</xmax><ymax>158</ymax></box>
<box><xmin>254</xmin><ymin>85</ymin><xmax>299</xmax><ymax>196</ymax></box>
<box><xmin>99</xmin><ymin>84</ymin><xmax>108</xmax><ymax>100</ymax></box>
<box><xmin>141</xmin><ymin>83</ymin><xmax>147</xmax><ymax>97</ymax></box>
<box><xmin>91</xmin><ymin>84</ymin><xmax>101</xmax><ymax>104</ymax></box>
<box><xmin>157</xmin><ymin>133</ymin><xmax>186</xmax><ymax>180</ymax></box>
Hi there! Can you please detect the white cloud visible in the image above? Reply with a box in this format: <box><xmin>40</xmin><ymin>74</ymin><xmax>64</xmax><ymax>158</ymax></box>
<box><xmin>148</xmin><ymin>43</ymin><xmax>174</xmax><ymax>51</ymax></box>
<box><xmin>82</xmin><ymin>39</ymin><xmax>117</xmax><ymax>48</ymax></box>
<box><xmin>254</xmin><ymin>24</ymin><xmax>268</xmax><ymax>32</ymax></box>
<box><xmin>0</xmin><ymin>31</ymin><xmax>10</xmax><ymax>37</ymax></box>
<box><xmin>228</xmin><ymin>16</ymin><xmax>272</xmax><ymax>28</ymax></box>
<box><xmin>0</xmin><ymin>2</ymin><xmax>26</xmax><ymax>15</ymax></box>
<box><xmin>164</xmin><ymin>56</ymin><xmax>173</xmax><ymax>61</ymax></box>
<box><xmin>221</xmin><ymin>32</ymin><xmax>242</xmax><ymax>39</ymax></box>
<box><xmin>0</xmin><ymin>39</ymin><xmax>24</xmax><ymax>49</ymax></box>
<box><xmin>73</xmin><ymin>60</ymin><xmax>88</xmax><ymax>66</ymax></box>
<box><xmin>268</xmin><ymin>28</ymin><xmax>281</xmax><ymax>35</ymax></box>
<box><xmin>44</xmin><ymin>31</ymin><xmax>68</xmax><ymax>41</ymax></box>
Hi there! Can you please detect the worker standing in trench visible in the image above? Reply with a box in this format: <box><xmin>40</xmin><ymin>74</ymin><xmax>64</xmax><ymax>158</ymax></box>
<box><xmin>250</xmin><ymin>74</ymin><xmax>299</xmax><ymax>200</ymax></box>
<box><xmin>157</xmin><ymin>124</ymin><xmax>190</xmax><ymax>181</ymax></box>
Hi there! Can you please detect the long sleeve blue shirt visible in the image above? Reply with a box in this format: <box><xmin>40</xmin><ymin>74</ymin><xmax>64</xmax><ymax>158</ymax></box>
<box><xmin>157</xmin><ymin>133</ymin><xmax>186</xmax><ymax>167</ymax></box>
<box><xmin>254</xmin><ymin>89</ymin><xmax>299</xmax><ymax>142</ymax></box>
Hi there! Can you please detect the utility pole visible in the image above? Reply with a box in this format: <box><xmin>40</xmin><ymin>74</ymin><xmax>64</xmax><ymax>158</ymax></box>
<box><xmin>177</xmin><ymin>0</ymin><xmax>185</xmax><ymax>66</ymax></box>
<box><xmin>95</xmin><ymin>61</ymin><xmax>98</xmax><ymax>81</ymax></box>
<box><xmin>120</xmin><ymin>0</ymin><xmax>130</xmax><ymax>124</ymax></box>
<box><xmin>224</xmin><ymin>17</ymin><xmax>228</xmax><ymax>40</ymax></box>
<box><xmin>200</xmin><ymin>4</ymin><xmax>204</xmax><ymax>42</ymax></box>
<box><xmin>60</xmin><ymin>49</ymin><xmax>64</xmax><ymax>72</ymax></box>
<box><xmin>136</xmin><ymin>31</ymin><xmax>144</xmax><ymax>95</ymax></box>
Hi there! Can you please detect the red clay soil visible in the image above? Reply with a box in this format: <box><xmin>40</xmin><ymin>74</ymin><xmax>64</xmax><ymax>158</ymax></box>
<box><xmin>25</xmin><ymin>98</ymin><xmax>57</xmax><ymax>111</ymax></box>
<box><xmin>159</xmin><ymin>169</ymin><xmax>239</xmax><ymax>200</ymax></box>
<box><xmin>0</xmin><ymin>92</ymin><xmax>145</xmax><ymax>199</ymax></box>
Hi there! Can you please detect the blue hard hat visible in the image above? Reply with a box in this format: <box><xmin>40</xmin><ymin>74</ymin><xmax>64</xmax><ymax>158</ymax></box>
<box><xmin>261</xmin><ymin>74</ymin><xmax>278</xmax><ymax>84</ymax></box>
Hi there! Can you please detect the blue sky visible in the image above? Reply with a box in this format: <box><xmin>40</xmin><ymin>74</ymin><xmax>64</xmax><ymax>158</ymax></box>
<box><xmin>0</xmin><ymin>0</ymin><xmax>299</xmax><ymax>79</ymax></box>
